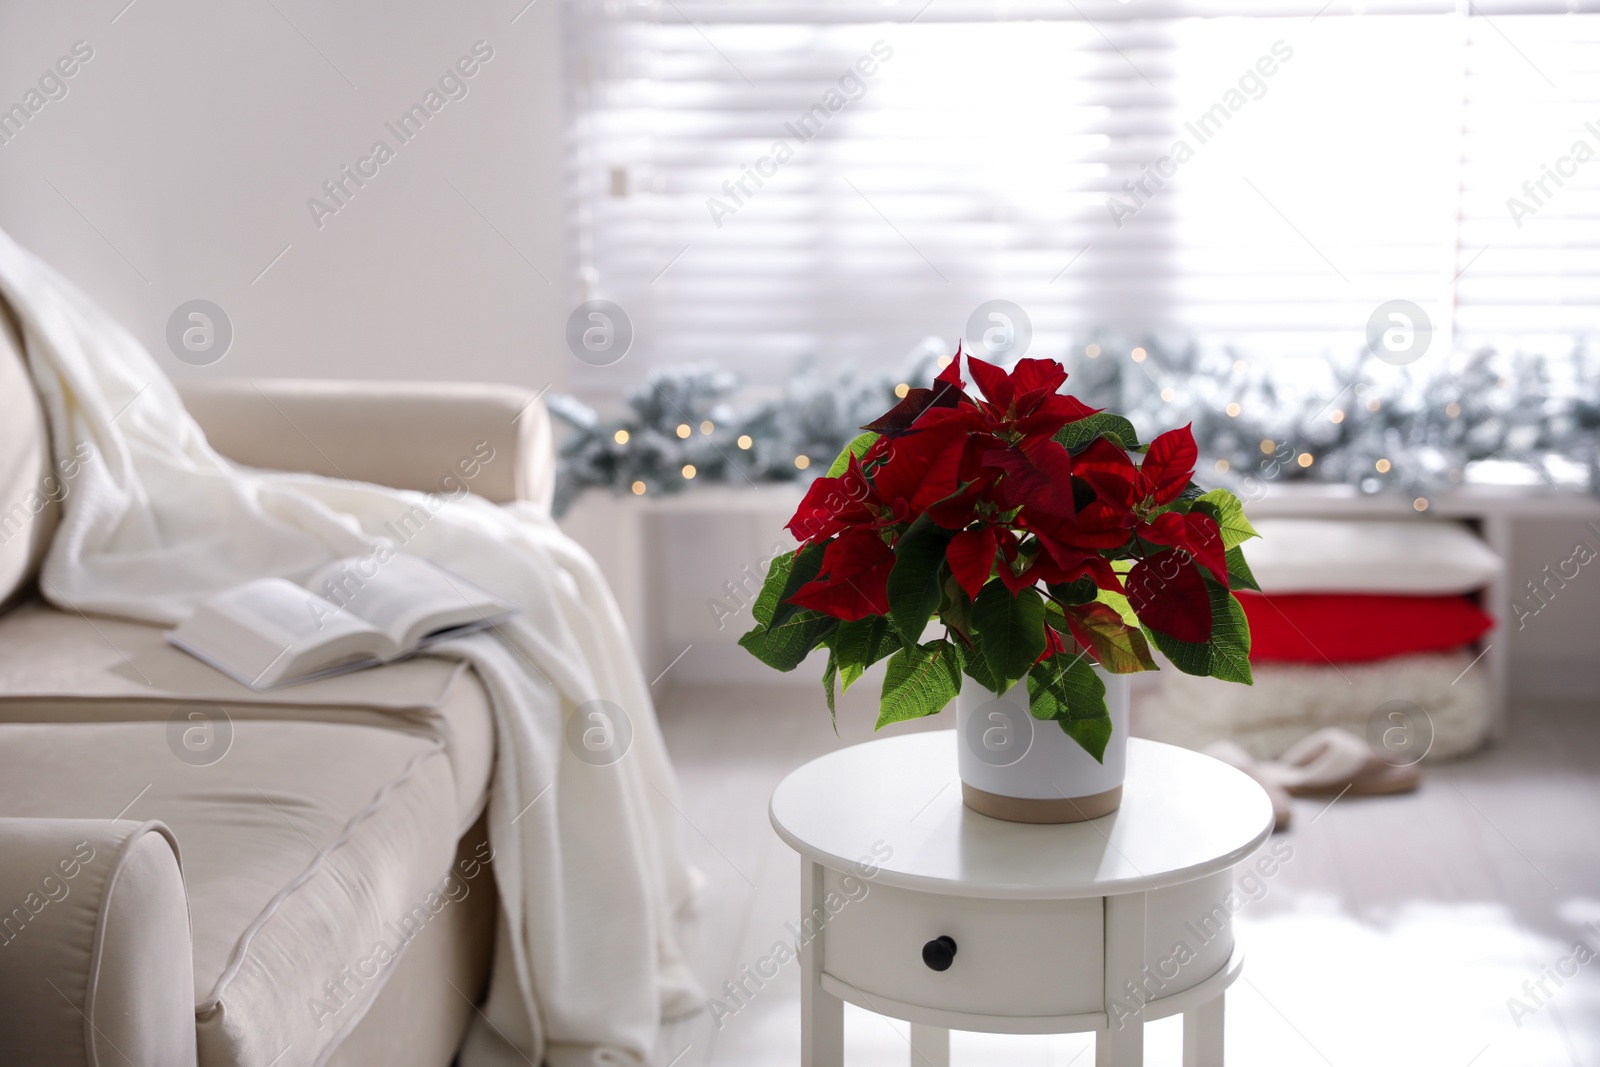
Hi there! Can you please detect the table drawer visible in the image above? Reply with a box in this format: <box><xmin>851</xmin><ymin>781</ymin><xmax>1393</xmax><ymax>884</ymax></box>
<box><xmin>1139</xmin><ymin>870</ymin><xmax>1236</xmax><ymax>1003</ymax></box>
<box><xmin>817</xmin><ymin>867</ymin><xmax>1239</xmax><ymax>1021</ymax></box>
<box><xmin>818</xmin><ymin>870</ymin><xmax>1105</xmax><ymax>1018</ymax></box>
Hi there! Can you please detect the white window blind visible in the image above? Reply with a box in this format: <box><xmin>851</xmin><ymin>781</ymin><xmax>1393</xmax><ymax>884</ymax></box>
<box><xmin>564</xmin><ymin>1</ymin><xmax>1600</xmax><ymax>388</ymax></box>
<box><xmin>1458</xmin><ymin>10</ymin><xmax>1600</xmax><ymax>355</ymax></box>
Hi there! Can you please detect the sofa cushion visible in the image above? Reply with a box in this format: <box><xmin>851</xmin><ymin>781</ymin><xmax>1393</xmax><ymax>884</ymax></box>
<box><xmin>0</xmin><ymin>299</ymin><xmax>59</xmax><ymax>609</ymax></box>
<box><xmin>1246</xmin><ymin>518</ymin><xmax>1504</xmax><ymax>594</ymax></box>
<box><xmin>0</xmin><ymin>719</ymin><xmax>487</xmax><ymax>1067</ymax></box>
<box><xmin>0</xmin><ymin>601</ymin><xmax>493</xmax><ymax>832</ymax></box>
<box><xmin>323</xmin><ymin>818</ymin><xmax>496</xmax><ymax>1067</ymax></box>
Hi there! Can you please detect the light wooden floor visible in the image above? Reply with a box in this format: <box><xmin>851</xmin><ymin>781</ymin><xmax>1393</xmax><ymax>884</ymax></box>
<box><xmin>650</xmin><ymin>681</ymin><xmax>1600</xmax><ymax>1067</ymax></box>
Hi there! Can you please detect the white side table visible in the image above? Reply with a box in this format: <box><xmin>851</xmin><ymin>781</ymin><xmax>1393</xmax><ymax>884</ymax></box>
<box><xmin>769</xmin><ymin>732</ymin><xmax>1276</xmax><ymax>1066</ymax></box>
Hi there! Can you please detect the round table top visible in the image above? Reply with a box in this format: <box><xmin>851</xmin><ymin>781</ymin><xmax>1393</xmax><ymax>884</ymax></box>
<box><xmin>770</xmin><ymin>732</ymin><xmax>1275</xmax><ymax>900</ymax></box>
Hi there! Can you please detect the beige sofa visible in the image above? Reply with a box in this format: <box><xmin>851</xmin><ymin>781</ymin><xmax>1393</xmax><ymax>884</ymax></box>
<box><xmin>0</xmin><ymin>302</ymin><xmax>553</xmax><ymax>1067</ymax></box>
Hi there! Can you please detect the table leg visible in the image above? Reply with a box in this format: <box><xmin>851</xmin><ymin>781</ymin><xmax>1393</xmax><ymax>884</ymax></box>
<box><xmin>800</xmin><ymin>860</ymin><xmax>843</xmax><ymax>1067</ymax></box>
<box><xmin>1097</xmin><ymin>892</ymin><xmax>1146</xmax><ymax>1067</ymax></box>
<box><xmin>909</xmin><ymin>1023</ymin><xmax>949</xmax><ymax>1067</ymax></box>
<box><xmin>1182</xmin><ymin>994</ymin><xmax>1224</xmax><ymax>1067</ymax></box>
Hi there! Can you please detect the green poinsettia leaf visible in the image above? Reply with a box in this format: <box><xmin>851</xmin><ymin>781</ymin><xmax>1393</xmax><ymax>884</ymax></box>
<box><xmin>1192</xmin><ymin>489</ymin><xmax>1260</xmax><ymax>549</ymax></box>
<box><xmin>826</xmin><ymin>431</ymin><xmax>880</xmax><ymax>477</ymax></box>
<box><xmin>877</xmin><ymin>639</ymin><xmax>962</xmax><ymax>729</ymax></box>
<box><xmin>1143</xmin><ymin>577</ymin><xmax>1252</xmax><ymax>685</ymax></box>
<box><xmin>834</xmin><ymin>615</ymin><xmax>900</xmax><ymax>691</ymax></box>
<box><xmin>939</xmin><ymin>572</ymin><xmax>974</xmax><ymax>641</ymax></box>
<box><xmin>767</xmin><ymin>540</ymin><xmax>828</xmax><ymax>631</ymax></box>
<box><xmin>887</xmin><ymin>514</ymin><xmax>954</xmax><ymax>645</ymax></box>
<box><xmin>1054</xmin><ymin>412</ymin><xmax>1140</xmax><ymax>454</ymax></box>
<box><xmin>822</xmin><ymin>649</ymin><xmax>839</xmax><ymax>730</ymax></box>
<box><xmin>1027</xmin><ymin>651</ymin><xmax>1112</xmax><ymax>762</ymax></box>
<box><xmin>1095</xmin><ymin>567</ymin><xmax>1141</xmax><ymax>629</ymax></box>
<box><xmin>972</xmin><ymin>581</ymin><xmax>1045</xmax><ymax>692</ymax></box>
<box><xmin>739</xmin><ymin>608</ymin><xmax>838</xmax><ymax>672</ymax></box>
<box><xmin>1057</xmin><ymin>709</ymin><xmax>1113</xmax><ymax>764</ymax></box>
<box><xmin>740</xmin><ymin>545</ymin><xmax>837</xmax><ymax>672</ymax></box>
<box><xmin>1055</xmin><ymin>600</ymin><xmax>1159</xmax><ymax>674</ymax></box>
<box><xmin>1046</xmin><ymin>576</ymin><xmax>1098</xmax><ymax>605</ymax></box>
<box><xmin>1225</xmin><ymin>545</ymin><xmax>1260</xmax><ymax>592</ymax></box>
<box><xmin>749</xmin><ymin>548</ymin><xmax>797</xmax><ymax>627</ymax></box>
<box><xmin>954</xmin><ymin>635</ymin><xmax>1002</xmax><ymax>693</ymax></box>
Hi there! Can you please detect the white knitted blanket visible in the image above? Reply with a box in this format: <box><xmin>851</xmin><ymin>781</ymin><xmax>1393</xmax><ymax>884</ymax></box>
<box><xmin>0</xmin><ymin>228</ymin><xmax>699</xmax><ymax>1067</ymax></box>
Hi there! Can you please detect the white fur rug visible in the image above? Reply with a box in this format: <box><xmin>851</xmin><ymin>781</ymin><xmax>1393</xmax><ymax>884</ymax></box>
<box><xmin>1134</xmin><ymin>650</ymin><xmax>1493</xmax><ymax>763</ymax></box>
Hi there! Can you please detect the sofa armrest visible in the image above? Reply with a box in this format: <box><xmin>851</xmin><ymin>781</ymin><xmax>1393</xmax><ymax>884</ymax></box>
<box><xmin>0</xmin><ymin>819</ymin><xmax>196</xmax><ymax>1067</ymax></box>
<box><xmin>178</xmin><ymin>380</ymin><xmax>554</xmax><ymax>510</ymax></box>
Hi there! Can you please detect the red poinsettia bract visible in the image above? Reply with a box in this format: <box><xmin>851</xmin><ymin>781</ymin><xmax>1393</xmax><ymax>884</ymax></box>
<box><xmin>743</xmin><ymin>346</ymin><xmax>1256</xmax><ymax>761</ymax></box>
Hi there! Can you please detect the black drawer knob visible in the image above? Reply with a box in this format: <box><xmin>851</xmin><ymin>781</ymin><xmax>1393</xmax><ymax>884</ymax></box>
<box><xmin>922</xmin><ymin>935</ymin><xmax>957</xmax><ymax>972</ymax></box>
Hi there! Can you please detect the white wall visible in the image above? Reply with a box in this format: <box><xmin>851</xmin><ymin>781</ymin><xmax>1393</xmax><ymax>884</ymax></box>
<box><xmin>0</xmin><ymin>0</ymin><xmax>568</xmax><ymax>390</ymax></box>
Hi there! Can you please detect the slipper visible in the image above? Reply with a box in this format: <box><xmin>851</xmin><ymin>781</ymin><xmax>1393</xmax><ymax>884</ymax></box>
<box><xmin>1261</xmin><ymin>728</ymin><xmax>1421</xmax><ymax>798</ymax></box>
<box><xmin>1202</xmin><ymin>740</ymin><xmax>1293</xmax><ymax>832</ymax></box>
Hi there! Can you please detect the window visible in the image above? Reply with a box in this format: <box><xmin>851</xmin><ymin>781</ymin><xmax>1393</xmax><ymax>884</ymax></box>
<box><xmin>565</xmin><ymin>1</ymin><xmax>1600</xmax><ymax>388</ymax></box>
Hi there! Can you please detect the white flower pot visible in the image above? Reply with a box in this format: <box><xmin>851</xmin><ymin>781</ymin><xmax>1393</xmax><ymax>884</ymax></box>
<box><xmin>955</xmin><ymin>668</ymin><xmax>1131</xmax><ymax>824</ymax></box>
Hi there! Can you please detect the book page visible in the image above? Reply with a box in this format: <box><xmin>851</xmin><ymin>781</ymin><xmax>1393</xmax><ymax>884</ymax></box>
<box><xmin>169</xmin><ymin>578</ymin><xmax>393</xmax><ymax>688</ymax></box>
<box><xmin>306</xmin><ymin>555</ymin><xmax>512</xmax><ymax>651</ymax></box>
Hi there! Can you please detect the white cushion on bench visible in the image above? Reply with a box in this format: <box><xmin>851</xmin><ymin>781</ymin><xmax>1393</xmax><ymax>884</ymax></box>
<box><xmin>1246</xmin><ymin>518</ymin><xmax>1503</xmax><ymax>594</ymax></box>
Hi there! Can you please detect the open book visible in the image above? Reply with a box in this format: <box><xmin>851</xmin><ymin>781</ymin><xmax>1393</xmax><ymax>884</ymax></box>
<box><xmin>167</xmin><ymin>555</ymin><xmax>515</xmax><ymax>689</ymax></box>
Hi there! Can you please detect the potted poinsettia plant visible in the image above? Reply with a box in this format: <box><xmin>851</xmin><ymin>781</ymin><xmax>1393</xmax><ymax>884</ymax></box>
<box><xmin>740</xmin><ymin>350</ymin><xmax>1259</xmax><ymax>823</ymax></box>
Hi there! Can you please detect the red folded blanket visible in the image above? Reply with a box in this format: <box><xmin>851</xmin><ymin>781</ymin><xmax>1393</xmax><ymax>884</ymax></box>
<box><xmin>1234</xmin><ymin>591</ymin><xmax>1494</xmax><ymax>663</ymax></box>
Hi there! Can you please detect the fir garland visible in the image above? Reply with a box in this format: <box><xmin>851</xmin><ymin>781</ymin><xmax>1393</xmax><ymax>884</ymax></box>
<box><xmin>548</xmin><ymin>338</ymin><xmax>1600</xmax><ymax>515</ymax></box>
